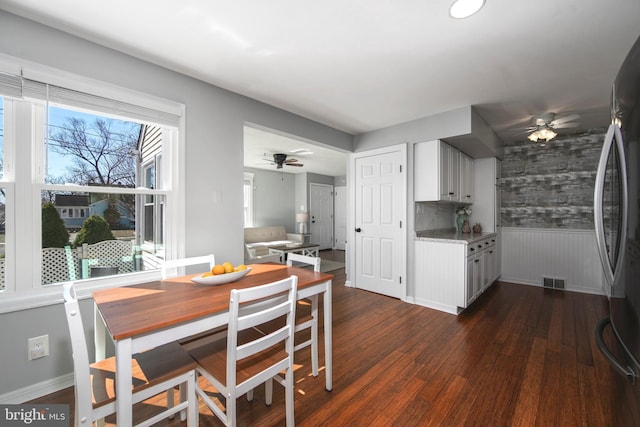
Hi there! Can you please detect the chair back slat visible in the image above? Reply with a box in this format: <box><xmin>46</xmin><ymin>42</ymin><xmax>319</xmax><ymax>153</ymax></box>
<box><xmin>237</xmin><ymin>299</ymin><xmax>291</xmax><ymax>331</ymax></box>
<box><xmin>236</xmin><ymin>327</ymin><xmax>289</xmax><ymax>361</ymax></box>
<box><xmin>161</xmin><ymin>254</ymin><xmax>215</xmax><ymax>279</ymax></box>
<box><xmin>286</xmin><ymin>253</ymin><xmax>321</xmax><ymax>272</ymax></box>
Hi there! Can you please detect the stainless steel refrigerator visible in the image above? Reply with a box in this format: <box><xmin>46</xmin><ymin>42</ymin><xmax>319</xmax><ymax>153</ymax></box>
<box><xmin>594</xmin><ymin>35</ymin><xmax>640</xmax><ymax>426</ymax></box>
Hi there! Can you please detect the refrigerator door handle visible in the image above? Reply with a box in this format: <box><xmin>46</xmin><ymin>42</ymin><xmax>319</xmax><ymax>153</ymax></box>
<box><xmin>593</xmin><ymin>124</ymin><xmax>629</xmax><ymax>287</ymax></box>
<box><xmin>595</xmin><ymin>317</ymin><xmax>637</xmax><ymax>383</ymax></box>
<box><xmin>594</xmin><ymin>124</ymin><xmax>617</xmax><ymax>286</ymax></box>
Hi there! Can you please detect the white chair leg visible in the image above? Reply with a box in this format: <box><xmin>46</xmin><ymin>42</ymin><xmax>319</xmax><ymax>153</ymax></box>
<box><xmin>247</xmin><ymin>388</ymin><xmax>254</xmax><ymax>401</ymax></box>
<box><xmin>265</xmin><ymin>378</ymin><xmax>273</xmax><ymax>405</ymax></box>
<box><xmin>285</xmin><ymin>368</ymin><xmax>295</xmax><ymax>427</ymax></box>
<box><xmin>227</xmin><ymin>391</ymin><xmax>237</xmax><ymax>427</ymax></box>
<box><xmin>186</xmin><ymin>372</ymin><xmax>197</xmax><ymax>426</ymax></box>
<box><xmin>310</xmin><ymin>295</ymin><xmax>319</xmax><ymax>377</ymax></box>
<box><xmin>179</xmin><ymin>383</ymin><xmax>188</xmax><ymax>421</ymax></box>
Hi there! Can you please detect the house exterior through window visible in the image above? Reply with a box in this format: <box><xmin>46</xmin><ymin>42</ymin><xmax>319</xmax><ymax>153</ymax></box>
<box><xmin>0</xmin><ymin>64</ymin><xmax>184</xmax><ymax>309</ymax></box>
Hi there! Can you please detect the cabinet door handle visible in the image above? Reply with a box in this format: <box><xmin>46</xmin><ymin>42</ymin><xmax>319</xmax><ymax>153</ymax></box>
<box><xmin>474</xmin><ymin>260</ymin><xmax>480</xmax><ymax>263</ymax></box>
<box><xmin>489</xmin><ymin>251</ymin><xmax>494</xmax><ymax>254</ymax></box>
<box><xmin>470</xmin><ymin>248</ymin><xmax>475</xmax><ymax>252</ymax></box>
<box><xmin>449</xmin><ymin>192</ymin><xmax>455</xmax><ymax>195</ymax></box>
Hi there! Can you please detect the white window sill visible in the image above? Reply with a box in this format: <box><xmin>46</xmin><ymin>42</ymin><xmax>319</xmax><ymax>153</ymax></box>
<box><xmin>0</xmin><ymin>270</ymin><xmax>162</xmax><ymax>314</ymax></box>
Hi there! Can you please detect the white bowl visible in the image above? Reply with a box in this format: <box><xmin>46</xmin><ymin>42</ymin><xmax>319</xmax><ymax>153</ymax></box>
<box><xmin>190</xmin><ymin>267</ymin><xmax>252</xmax><ymax>285</ymax></box>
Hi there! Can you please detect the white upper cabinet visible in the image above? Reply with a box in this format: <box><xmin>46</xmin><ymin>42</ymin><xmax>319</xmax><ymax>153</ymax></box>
<box><xmin>472</xmin><ymin>157</ymin><xmax>501</xmax><ymax>232</ymax></box>
<box><xmin>414</xmin><ymin>140</ymin><xmax>471</xmax><ymax>203</ymax></box>
<box><xmin>459</xmin><ymin>152</ymin><xmax>474</xmax><ymax>204</ymax></box>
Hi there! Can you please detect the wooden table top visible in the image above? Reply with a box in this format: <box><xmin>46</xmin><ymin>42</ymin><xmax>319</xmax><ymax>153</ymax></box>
<box><xmin>93</xmin><ymin>263</ymin><xmax>332</xmax><ymax>341</ymax></box>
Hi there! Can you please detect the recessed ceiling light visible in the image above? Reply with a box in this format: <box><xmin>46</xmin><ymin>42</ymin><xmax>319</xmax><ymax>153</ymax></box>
<box><xmin>449</xmin><ymin>0</ymin><xmax>485</xmax><ymax>19</ymax></box>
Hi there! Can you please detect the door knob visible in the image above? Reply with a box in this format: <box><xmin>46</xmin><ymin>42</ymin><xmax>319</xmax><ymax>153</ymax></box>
<box><xmin>355</xmin><ymin>228</ymin><xmax>362</xmax><ymax>232</ymax></box>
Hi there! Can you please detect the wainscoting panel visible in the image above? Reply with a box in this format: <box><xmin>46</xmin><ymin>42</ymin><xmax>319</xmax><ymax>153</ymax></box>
<box><xmin>501</xmin><ymin>227</ymin><xmax>605</xmax><ymax>295</ymax></box>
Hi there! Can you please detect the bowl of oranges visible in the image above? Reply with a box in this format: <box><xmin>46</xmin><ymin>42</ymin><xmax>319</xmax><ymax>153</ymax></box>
<box><xmin>191</xmin><ymin>262</ymin><xmax>251</xmax><ymax>285</ymax></box>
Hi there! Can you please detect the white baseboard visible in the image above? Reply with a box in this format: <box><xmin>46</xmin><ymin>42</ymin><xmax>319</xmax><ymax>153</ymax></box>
<box><xmin>413</xmin><ymin>297</ymin><xmax>461</xmax><ymax>315</ymax></box>
<box><xmin>499</xmin><ymin>275</ymin><xmax>606</xmax><ymax>296</ymax></box>
<box><xmin>0</xmin><ymin>374</ymin><xmax>73</xmax><ymax>404</ymax></box>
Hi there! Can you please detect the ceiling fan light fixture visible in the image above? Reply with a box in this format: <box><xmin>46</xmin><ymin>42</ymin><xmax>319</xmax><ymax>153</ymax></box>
<box><xmin>528</xmin><ymin>125</ymin><xmax>557</xmax><ymax>143</ymax></box>
<box><xmin>449</xmin><ymin>0</ymin><xmax>486</xmax><ymax>19</ymax></box>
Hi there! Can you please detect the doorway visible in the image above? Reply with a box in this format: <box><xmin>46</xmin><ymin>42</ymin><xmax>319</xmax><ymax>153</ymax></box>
<box><xmin>334</xmin><ymin>186</ymin><xmax>347</xmax><ymax>250</ymax></box>
<box><xmin>351</xmin><ymin>144</ymin><xmax>406</xmax><ymax>299</ymax></box>
<box><xmin>309</xmin><ymin>183</ymin><xmax>334</xmax><ymax>250</ymax></box>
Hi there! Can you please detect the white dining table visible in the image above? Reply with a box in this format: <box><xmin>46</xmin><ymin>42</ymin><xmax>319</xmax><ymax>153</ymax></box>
<box><xmin>93</xmin><ymin>262</ymin><xmax>333</xmax><ymax>427</ymax></box>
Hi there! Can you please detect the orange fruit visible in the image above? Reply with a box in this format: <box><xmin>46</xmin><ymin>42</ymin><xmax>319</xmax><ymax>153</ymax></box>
<box><xmin>234</xmin><ymin>264</ymin><xmax>247</xmax><ymax>272</ymax></box>
<box><xmin>212</xmin><ymin>265</ymin><xmax>225</xmax><ymax>275</ymax></box>
<box><xmin>223</xmin><ymin>261</ymin><xmax>234</xmax><ymax>273</ymax></box>
<box><xmin>201</xmin><ymin>272</ymin><xmax>214</xmax><ymax>277</ymax></box>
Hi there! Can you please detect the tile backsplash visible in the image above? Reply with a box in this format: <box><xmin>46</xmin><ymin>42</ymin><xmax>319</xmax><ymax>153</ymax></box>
<box><xmin>415</xmin><ymin>202</ymin><xmax>456</xmax><ymax>231</ymax></box>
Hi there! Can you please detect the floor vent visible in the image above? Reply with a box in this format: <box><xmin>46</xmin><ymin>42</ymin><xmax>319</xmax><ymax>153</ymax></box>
<box><xmin>543</xmin><ymin>276</ymin><xmax>566</xmax><ymax>289</ymax></box>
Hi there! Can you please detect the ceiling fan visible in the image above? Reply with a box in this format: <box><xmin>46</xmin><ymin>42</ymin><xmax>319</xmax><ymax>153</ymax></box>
<box><xmin>265</xmin><ymin>153</ymin><xmax>304</xmax><ymax>169</ymax></box>
<box><xmin>526</xmin><ymin>113</ymin><xmax>580</xmax><ymax>143</ymax></box>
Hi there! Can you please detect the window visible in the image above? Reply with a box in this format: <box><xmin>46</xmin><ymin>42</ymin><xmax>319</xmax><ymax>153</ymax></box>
<box><xmin>0</xmin><ymin>66</ymin><xmax>184</xmax><ymax>310</ymax></box>
<box><xmin>244</xmin><ymin>172</ymin><xmax>254</xmax><ymax>227</ymax></box>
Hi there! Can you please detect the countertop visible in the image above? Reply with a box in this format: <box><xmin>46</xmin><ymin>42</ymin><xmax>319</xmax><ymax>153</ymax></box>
<box><xmin>415</xmin><ymin>228</ymin><xmax>496</xmax><ymax>244</ymax></box>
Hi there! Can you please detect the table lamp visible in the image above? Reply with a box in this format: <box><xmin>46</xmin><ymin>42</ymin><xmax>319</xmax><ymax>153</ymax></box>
<box><xmin>296</xmin><ymin>212</ymin><xmax>309</xmax><ymax>234</ymax></box>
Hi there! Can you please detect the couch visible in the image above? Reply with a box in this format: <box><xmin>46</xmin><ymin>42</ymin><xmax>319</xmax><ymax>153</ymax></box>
<box><xmin>244</xmin><ymin>226</ymin><xmax>302</xmax><ymax>263</ymax></box>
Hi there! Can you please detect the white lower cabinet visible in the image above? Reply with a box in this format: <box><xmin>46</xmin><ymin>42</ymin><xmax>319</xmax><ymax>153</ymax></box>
<box><xmin>415</xmin><ymin>235</ymin><xmax>498</xmax><ymax>315</ymax></box>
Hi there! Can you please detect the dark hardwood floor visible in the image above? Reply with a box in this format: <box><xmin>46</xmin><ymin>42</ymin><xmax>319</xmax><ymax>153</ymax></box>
<box><xmin>30</xmin><ymin>251</ymin><xmax>626</xmax><ymax>426</ymax></box>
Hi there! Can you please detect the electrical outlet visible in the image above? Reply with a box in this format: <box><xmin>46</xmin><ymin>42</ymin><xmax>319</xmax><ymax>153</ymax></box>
<box><xmin>28</xmin><ymin>335</ymin><xmax>49</xmax><ymax>360</ymax></box>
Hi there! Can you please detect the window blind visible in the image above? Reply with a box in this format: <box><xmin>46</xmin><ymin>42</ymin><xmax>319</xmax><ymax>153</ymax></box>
<box><xmin>0</xmin><ymin>69</ymin><xmax>181</xmax><ymax>127</ymax></box>
<box><xmin>21</xmin><ymin>78</ymin><xmax>181</xmax><ymax>127</ymax></box>
<box><xmin>0</xmin><ymin>72</ymin><xmax>23</xmax><ymax>99</ymax></box>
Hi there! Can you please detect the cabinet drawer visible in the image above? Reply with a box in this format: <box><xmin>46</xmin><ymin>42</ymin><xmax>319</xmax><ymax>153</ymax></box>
<box><xmin>467</xmin><ymin>237</ymin><xmax>495</xmax><ymax>256</ymax></box>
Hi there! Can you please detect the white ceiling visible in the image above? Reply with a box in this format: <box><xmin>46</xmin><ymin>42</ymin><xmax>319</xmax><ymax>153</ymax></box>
<box><xmin>3</xmin><ymin>0</ymin><xmax>640</xmax><ymax>176</ymax></box>
<box><xmin>244</xmin><ymin>125</ymin><xmax>350</xmax><ymax>176</ymax></box>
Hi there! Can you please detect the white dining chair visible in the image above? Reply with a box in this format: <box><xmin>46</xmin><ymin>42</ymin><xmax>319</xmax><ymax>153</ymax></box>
<box><xmin>286</xmin><ymin>253</ymin><xmax>321</xmax><ymax>377</ymax></box>
<box><xmin>62</xmin><ymin>282</ymin><xmax>197</xmax><ymax>427</ymax></box>
<box><xmin>160</xmin><ymin>254</ymin><xmax>215</xmax><ymax>279</ymax></box>
<box><xmin>187</xmin><ymin>275</ymin><xmax>298</xmax><ymax>427</ymax></box>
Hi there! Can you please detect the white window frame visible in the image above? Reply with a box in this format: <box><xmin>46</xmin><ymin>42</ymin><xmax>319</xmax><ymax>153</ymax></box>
<box><xmin>0</xmin><ymin>58</ymin><xmax>186</xmax><ymax>313</ymax></box>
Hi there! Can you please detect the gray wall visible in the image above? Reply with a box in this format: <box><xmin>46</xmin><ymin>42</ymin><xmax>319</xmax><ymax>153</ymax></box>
<box><xmin>501</xmin><ymin>129</ymin><xmax>606</xmax><ymax>229</ymax></box>
<box><xmin>0</xmin><ymin>10</ymin><xmax>353</xmax><ymax>398</ymax></box>
<box><xmin>245</xmin><ymin>167</ymin><xmax>297</xmax><ymax>231</ymax></box>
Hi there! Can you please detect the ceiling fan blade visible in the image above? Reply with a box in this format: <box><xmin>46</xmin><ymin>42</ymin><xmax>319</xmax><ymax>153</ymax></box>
<box><xmin>287</xmin><ymin>163</ymin><xmax>304</xmax><ymax>167</ymax></box>
<box><xmin>284</xmin><ymin>158</ymin><xmax>299</xmax><ymax>163</ymax></box>
<box><xmin>551</xmin><ymin>114</ymin><xmax>580</xmax><ymax>125</ymax></box>
<box><xmin>552</xmin><ymin>122</ymin><xmax>580</xmax><ymax>129</ymax></box>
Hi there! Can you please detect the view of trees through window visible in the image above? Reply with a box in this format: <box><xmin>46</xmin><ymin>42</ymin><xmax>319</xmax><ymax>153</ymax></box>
<box><xmin>47</xmin><ymin>106</ymin><xmax>141</xmax><ymax>186</ymax></box>
<box><xmin>38</xmin><ymin>105</ymin><xmax>168</xmax><ymax>285</ymax></box>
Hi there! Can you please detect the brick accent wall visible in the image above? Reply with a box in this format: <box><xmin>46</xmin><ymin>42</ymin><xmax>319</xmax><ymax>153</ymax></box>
<box><xmin>501</xmin><ymin>129</ymin><xmax>606</xmax><ymax>229</ymax></box>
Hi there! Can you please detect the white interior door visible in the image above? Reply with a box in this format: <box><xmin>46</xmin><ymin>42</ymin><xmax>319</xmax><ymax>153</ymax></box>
<box><xmin>354</xmin><ymin>148</ymin><xmax>405</xmax><ymax>299</ymax></box>
<box><xmin>310</xmin><ymin>183</ymin><xmax>334</xmax><ymax>250</ymax></box>
<box><xmin>334</xmin><ymin>186</ymin><xmax>347</xmax><ymax>250</ymax></box>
